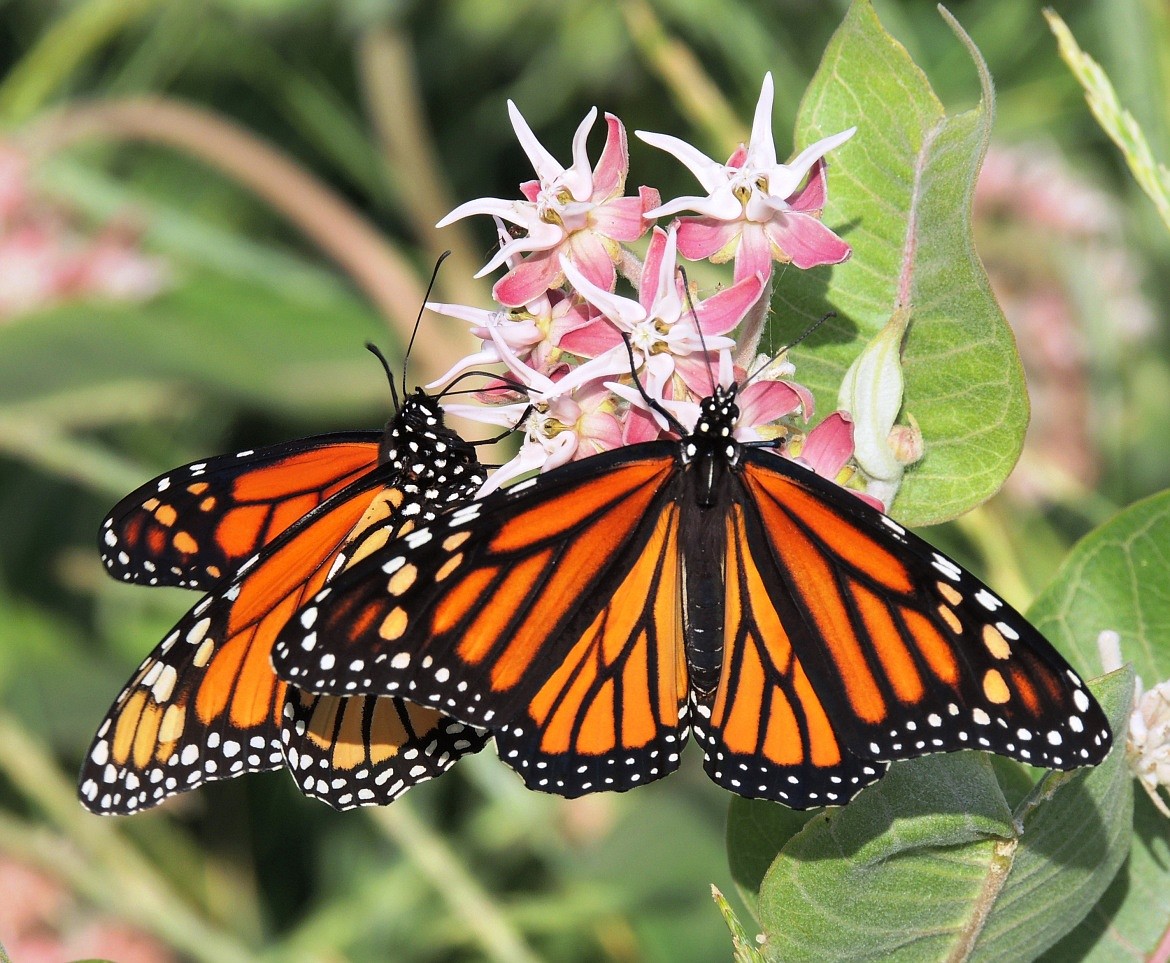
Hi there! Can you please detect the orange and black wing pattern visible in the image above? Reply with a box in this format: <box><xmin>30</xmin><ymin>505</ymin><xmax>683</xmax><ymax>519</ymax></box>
<box><xmin>724</xmin><ymin>449</ymin><xmax>1111</xmax><ymax>787</ymax></box>
<box><xmin>81</xmin><ymin>470</ymin><xmax>391</xmax><ymax>813</ymax></box>
<box><xmin>275</xmin><ymin>446</ymin><xmax>690</xmax><ymax>796</ymax></box>
<box><xmin>99</xmin><ymin>432</ymin><xmax>381</xmax><ymax>589</ymax></box>
<box><xmin>85</xmin><ymin>390</ymin><xmax>492</xmax><ymax>813</ymax></box>
<box><xmin>691</xmin><ymin>499</ymin><xmax>887</xmax><ymax>807</ymax></box>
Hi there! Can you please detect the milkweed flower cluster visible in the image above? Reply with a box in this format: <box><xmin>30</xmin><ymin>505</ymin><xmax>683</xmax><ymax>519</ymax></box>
<box><xmin>430</xmin><ymin>74</ymin><xmax>887</xmax><ymax>504</ymax></box>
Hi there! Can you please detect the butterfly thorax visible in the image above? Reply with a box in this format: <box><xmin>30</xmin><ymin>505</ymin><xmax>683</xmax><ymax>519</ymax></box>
<box><xmin>681</xmin><ymin>384</ymin><xmax>741</xmax><ymax>509</ymax></box>
<box><xmin>678</xmin><ymin>385</ymin><xmax>742</xmax><ymax>698</ymax></box>
<box><xmin>379</xmin><ymin>389</ymin><xmax>484</xmax><ymax>493</ymax></box>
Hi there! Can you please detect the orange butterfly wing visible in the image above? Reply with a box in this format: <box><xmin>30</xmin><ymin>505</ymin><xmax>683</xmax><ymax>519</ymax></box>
<box><xmin>99</xmin><ymin>433</ymin><xmax>380</xmax><ymax>588</ymax></box>
<box><xmin>277</xmin><ymin>449</ymin><xmax>690</xmax><ymax>796</ymax></box>
<box><xmin>726</xmin><ymin>452</ymin><xmax>1110</xmax><ymax>774</ymax></box>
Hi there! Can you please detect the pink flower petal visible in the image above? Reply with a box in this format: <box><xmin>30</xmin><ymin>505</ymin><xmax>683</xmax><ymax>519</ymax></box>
<box><xmin>788</xmin><ymin>159</ymin><xmax>826</xmax><ymax>213</ymax></box>
<box><xmin>557</xmin><ymin>315</ymin><xmax>623</xmax><ymax>357</ymax></box>
<box><xmin>799</xmin><ymin>411</ymin><xmax>854</xmax><ymax>479</ymax></box>
<box><xmin>732</xmin><ymin>222</ymin><xmax>775</xmax><ymax>283</ymax></box>
<box><xmin>591</xmin><ymin>194</ymin><xmax>652</xmax><ymax>241</ymax></box>
<box><xmin>566</xmin><ymin>229</ymin><xmax>617</xmax><ymax>292</ymax></box>
<box><xmin>764</xmin><ymin>212</ymin><xmax>851</xmax><ymax>269</ymax></box>
<box><xmin>493</xmin><ymin>249</ymin><xmax>562</xmax><ymax>307</ymax></box>
<box><xmin>692</xmin><ymin>274</ymin><xmax>764</xmax><ymax>336</ymax></box>
<box><xmin>737</xmin><ymin>379</ymin><xmax>805</xmax><ymax>429</ymax></box>
<box><xmin>675</xmin><ymin>216</ymin><xmax>741</xmax><ymax>262</ymax></box>
<box><xmin>590</xmin><ymin>113</ymin><xmax>628</xmax><ymax>200</ymax></box>
<box><xmin>519</xmin><ymin>179</ymin><xmax>541</xmax><ymax>203</ymax></box>
<box><xmin>638</xmin><ymin>227</ymin><xmax>670</xmax><ymax>310</ymax></box>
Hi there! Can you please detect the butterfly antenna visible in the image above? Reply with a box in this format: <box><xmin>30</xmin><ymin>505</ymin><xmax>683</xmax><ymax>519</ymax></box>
<box><xmin>471</xmin><ymin>404</ymin><xmax>533</xmax><ymax>446</ymax></box>
<box><xmin>741</xmin><ymin>311</ymin><xmax>838</xmax><ymax>389</ymax></box>
<box><xmin>621</xmin><ymin>334</ymin><xmax>688</xmax><ymax>436</ymax></box>
<box><xmin>403</xmin><ymin>251</ymin><xmax>452</xmax><ymax>400</ymax></box>
<box><xmin>365</xmin><ymin>342</ymin><xmax>401</xmax><ymax>413</ymax></box>
<box><xmin>678</xmin><ymin>265</ymin><xmax>717</xmax><ymax>396</ymax></box>
<box><xmin>782</xmin><ymin>311</ymin><xmax>835</xmax><ymax>354</ymax></box>
<box><xmin>435</xmin><ymin>370</ymin><xmax>531</xmax><ymax>400</ymax></box>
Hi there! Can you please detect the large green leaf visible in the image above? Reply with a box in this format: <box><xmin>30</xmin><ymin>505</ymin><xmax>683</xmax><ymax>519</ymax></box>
<box><xmin>776</xmin><ymin>1</ymin><xmax>1027</xmax><ymax>525</ymax></box>
<box><xmin>744</xmin><ymin>671</ymin><xmax>1131</xmax><ymax>962</ymax></box>
<box><xmin>1028</xmin><ymin>489</ymin><xmax>1170</xmax><ymax>961</ymax></box>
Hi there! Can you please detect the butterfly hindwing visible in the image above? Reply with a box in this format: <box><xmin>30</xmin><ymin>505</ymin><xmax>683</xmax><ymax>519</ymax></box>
<box><xmin>281</xmin><ymin>691</ymin><xmax>490</xmax><ymax>809</ymax></box>
<box><xmin>100</xmin><ymin>433</ymin><xmax>381</xmax><ymax>589</ymax></box>
<box><xmin>691</xmin><ymin>501</ymin><xmax>888</xmax><ymax>807</ymax></box>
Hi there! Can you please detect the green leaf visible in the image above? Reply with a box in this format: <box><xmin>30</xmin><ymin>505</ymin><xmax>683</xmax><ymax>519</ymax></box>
<box><xmin>1029</xmin><ymin>488</ymin><xmax>1170</xmax><ymax>683</ymax></box>
<box><xmin>779</xmin><ymin>0</ymin><xmax>1026</xmax><ymax>526</ymax></box>
<box><xmin>748</xmin><ymin>672</ymin><xmax>1132</xmax><ymax>963</ymax></box>
<box><xmin>1028</xmin><ymin>489</ymin><xmax>1170</xmax><ymax>960</ymax></box>
<box><xmin>726</xmin><ymin>798</ymin><xmax>818</xmax><ymax>917</ymax></box>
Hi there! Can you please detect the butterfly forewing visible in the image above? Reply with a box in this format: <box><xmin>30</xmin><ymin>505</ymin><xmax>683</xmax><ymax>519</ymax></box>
<box><xmin>81</xmin><ymin>470</ymin><xmax>393</xmax><ymax>813</ymax></box>
<box><xmin>100</xmin><ymin>433</ymin><xmax>381</xmax><ymax>589</ymax></box>
<box><xmin>277</xmin><ymin>449</ymin><xmax>692</xmax><ymax>795</ymax></box>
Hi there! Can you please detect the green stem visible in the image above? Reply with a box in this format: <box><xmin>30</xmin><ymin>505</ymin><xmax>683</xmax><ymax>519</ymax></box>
<box><xmin>620</xmin><ymin>0</ymin><xmax>746</xmax><ymax>156</ymax></box>
<box><xmin>0</xmin><ymin>712</ymin><xmax>256</xmax><ymax>963</ymax></box>
<box><xmin>357</xmin><ymin>25</ymin><xmax>486</xmax><ymax>310</ymax></box>
<box><xmin>0</xmin><ymin>0</ymin><xmax>162</xmax><ymax>122</ymax></box>
<box><xmin>0</xmin><ymin>411</ymin><xmax>157</xmax><ymax>496</ymax></box>
<box><xmin>368</xmin><ymin>801</ymin><xmax>542</xmax><ymax>963</ymax></box>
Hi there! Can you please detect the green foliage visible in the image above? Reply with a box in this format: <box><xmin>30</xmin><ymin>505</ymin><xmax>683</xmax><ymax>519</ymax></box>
<box><xmin>1029</xmin><ymin>490</ymin><xmax>1170</xmax><ymax>960</ymax></box>
<box><xmin>779</xmin><ymin>1</ymin><xmax>1027</xmax><ymax>526</ymax></box>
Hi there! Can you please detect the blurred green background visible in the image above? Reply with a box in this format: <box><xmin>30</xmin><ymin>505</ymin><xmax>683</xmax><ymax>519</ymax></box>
<box><xmin>0</xmin><ymin>0</ymin><xmax>1166</xmax><ymax>960</ymax></box>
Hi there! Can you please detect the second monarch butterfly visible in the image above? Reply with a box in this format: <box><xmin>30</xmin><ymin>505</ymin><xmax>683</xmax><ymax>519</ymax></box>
<box><xmin>272</xmin><ymin>375</ymin><xmax>1113</xmax><ymax>809</ymax></box>
<box><xmin>81</xmin><ymin>373</ymin><xmax>491</xmax><ymax>814</ymax></box>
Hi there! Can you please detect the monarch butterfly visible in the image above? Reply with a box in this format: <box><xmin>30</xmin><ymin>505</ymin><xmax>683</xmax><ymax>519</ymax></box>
<box><xmin>273</xmin><ymin>379</ymin><xmax>1113</xmax><ymax>808</ymax></box>
<box><xmin>81</xmin><ymin>382</ymin><xmax>491</xmax><ymax>814</ymax></box>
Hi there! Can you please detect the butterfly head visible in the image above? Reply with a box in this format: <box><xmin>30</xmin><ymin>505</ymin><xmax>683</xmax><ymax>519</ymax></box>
<box><xmin>686</xmin><ymin>384</ymin><xmax>740</xmax><ymax>454</ymax></box>
<box><xmin>379</xmin><ymin>389</ymin><xmax>482</xmax><ymax>489</ymax></box>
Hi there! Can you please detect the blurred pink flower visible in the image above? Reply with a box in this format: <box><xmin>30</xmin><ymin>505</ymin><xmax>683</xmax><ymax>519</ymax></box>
<box><xmin>437</xmin><ymin>104</ymin><xmax>658</xmax><ymax>307</ymax></box>
<box><xmin>0</xmin><ymin>857</ymin><xmax>176</xmax><ymax>963</ymax></box>
<box><xmin>0</xmin><ymin>142</ymin><xmax>170</xmax><ymax>322</ymax></box>
<box><xmin>638</xmin><ymin>73</ymin><xmax>854</xmax><ymax>281</ymax></box>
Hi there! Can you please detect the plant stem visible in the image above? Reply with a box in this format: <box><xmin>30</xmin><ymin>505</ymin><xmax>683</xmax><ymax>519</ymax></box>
<box><xmin>620</xmin><ymin>0</ymin><xmax>746</xmax><ymax>156</ymax></box>
<box><xmin>357</xmin><ymin>25</ymin><xmax>486</xmax><ymax>308</ymax></box>
<box><xmin>368</xmin><ymin>801</ymin><xmax>542</xmax><ymax>963</ymax></box>
<box><xmin>18</xmin><ymin>97</ymin><xmax>471</xmax><ymax>385</ymax></box>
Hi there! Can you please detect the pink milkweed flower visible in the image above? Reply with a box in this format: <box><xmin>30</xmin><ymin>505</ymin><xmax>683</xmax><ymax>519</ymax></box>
<box><xmin>425</xmin><ymin>289</ymin><xmax>598</xmax><ymax>387</ymax></box>
<box><xmin>793</xmin><ymin>410</ymin><xmax>886</xmax><ymax>511</ymax></box>
<box><xmin>441</xmin><ymin>324</ymin><xmax>622</xmax><ymax>494</ymax></box>
<box><xmin>558</xmin><ymin>225</ymin><xmax>764</xmax><ymax>407</ymax></box>
<box><xmin>437</xmin><ymin>103</ymin><xmax>659</xmax><ymax>308</ymax></box>
<box><xmin>609</xmin><ymin>349</ymin><xmax>809</xmax><ymax>445</ymax></box>
<box><xmin>637</xmin><ymin>72</ymin><xmax>855</xmax><ymax>282</ymax></box>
